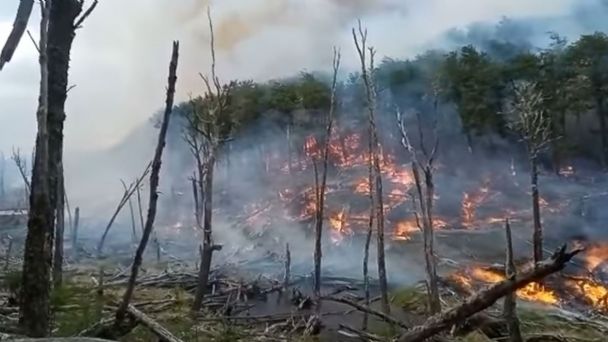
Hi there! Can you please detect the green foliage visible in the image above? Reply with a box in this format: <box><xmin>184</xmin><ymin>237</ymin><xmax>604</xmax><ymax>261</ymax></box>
<box><xmin>51</xmin><ymin>283</ymin><xmax>103</xmax><ymax>336</ymax></box>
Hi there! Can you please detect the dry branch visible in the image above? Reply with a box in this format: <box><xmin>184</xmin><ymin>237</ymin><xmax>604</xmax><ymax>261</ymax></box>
<box><xmin>321</xmin><ymin>296</ymin><xmax>408</xmax><ymax>330</ymax></box>
<box><xmin>0</xmin><ymin>0</ymin><xmax>34</xmax><ymax>70</ymax></box>
<box><xmin>114</xmin><ymin>41</ymin><xmax>179</xmax><ymax>326</ymax></box>
<box><xmin>397</xmin><ymin>244</ymin><xmax>582</xmax><ymax>342</ymax></box>
<box><xmin>97</xmin><ymin>164</ymin><xmax>151</xmax><ymax>254</ymax></box>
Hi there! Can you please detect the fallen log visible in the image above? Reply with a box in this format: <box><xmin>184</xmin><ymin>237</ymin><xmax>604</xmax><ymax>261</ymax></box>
<box><xmin>398</xmin><ymin>244</ymin><xmax>582</xmax><ymax>342</ymax></box>
<box><xmin>321</xmin><ymin>295</ymin><xmax>409</xmax><ymax>329</ymax></box>
<box><xmin>126</xmin><ymin>305</ymin><xmax>183</xmax><ymax>342</ymax></box>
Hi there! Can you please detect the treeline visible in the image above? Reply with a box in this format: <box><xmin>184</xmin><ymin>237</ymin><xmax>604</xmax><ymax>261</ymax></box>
<box><xmin>173</xmin><ymin>31</ymin><xmax>608</xmax><ymax>171</ymax></box>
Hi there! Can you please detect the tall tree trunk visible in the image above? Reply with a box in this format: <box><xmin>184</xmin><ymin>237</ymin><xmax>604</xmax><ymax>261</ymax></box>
<box><xmin>286</xmin><ymin>123</ymin><xmax>292</xmax><ymax>175</ymax></box>
<box><xmin>19</xmin><ymin>2</ymin><xmax>52</xmax><ymax>336</ymax></box>
<box><xmin>362</xmin><ymin>129</ymin><xmax>374</xmax><ymax>329</ymax></box>
<box><xmin>53</xmin><ymin>169</ymin><xmax>65</xmax><ymax>287</ymax></box>
<box><xmin>530</xmin><ymin>155</ymin><xmax>542</xmax><ymax>265</ymax></box>
<box><xmin>503</xmin><ymin>219</ymin><xmax>523</xmax><ymax>342</ymax></box>
<box><xmin>72</xmin><ymin>206</ymin><xmax>79</xmax><ymax>259</ymax></box>
<box><xmin>115</xmin><ymin>41</ymin><xmax>178</xmax><ymax>326</ymax></box>
<box><xmin>0</xmin><ymin>0</ymin><xmax>34</xmax><ymax>70</ymax></box>
<box><xmin>596</xmin><ymin>96</ymin><xmax>608</xmax><ymax>169</ymax></box>
<box><xmin>192</xmin><ymin>154</ymin><xmax>221</xmax><ymax>312</ymax></box>
<box><xmin>423</xmin><ymin>169</ymin><xmax>441</xmax><ymax>314</ymax></box>
<box><xmin>47</xmin><ymin>0</ymin><xmax>82</xmax><ymax>244</ymax></box>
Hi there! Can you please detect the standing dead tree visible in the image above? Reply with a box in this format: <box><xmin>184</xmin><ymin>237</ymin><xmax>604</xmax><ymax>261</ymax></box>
<box><xmin>11</xmin><ymin>148</ymin><xmax>31</xmax><ymax>199</ymax></box>
<box><xmin>312</xmin><ymin>47</ymin><xmax>341</xmax><ymax>300</ymax></box>
<box><xmin>397</xmin><ymin>245</ymin><xmax>581</xmax><ymax>342</ymax></box>
<box><xmin>396</xmin><ymin>109</ymin><xmax>441</xmax><ymax>314</ymax></box>
<box><xmin>0</xmin><ymin>0</ymin><xmax>34</xmax><ymax>70</ymax></box>
<box><xmin>114</xmin><ymin>40</ymin><xmax>179</xmax><ymax>327</ymax></box>
<box><xmin>19</xmin><ymin>0</ymin><xmax>52</xmax><ymax>336</ymax></box>
<box><xmin>353</xmin><ymin>20</ymin><xmax>390</xmax><ymax>315</ymax></box>
<box><xmin>190</xmin><ymin>8</ymin><xmax>234</xmax><ymax>312</ymax></box>
<box><xmin>508</xmin><ymin>81</ymin><xmax>552</xmax><ymax>266</ymax></box>
<box><xmin>97</xmin><ymin>164</ymin><xmax>151</xmax><ymax>255</ymax></box>
<box><xmin>503</xmin><ymin>219</ymin><xmax>523</xmax><ymax>342</ymax></box>
<box><xmin>396</xmin><ymin>108</ymin><xmax>440</xmax><ymax>313</ymax></box>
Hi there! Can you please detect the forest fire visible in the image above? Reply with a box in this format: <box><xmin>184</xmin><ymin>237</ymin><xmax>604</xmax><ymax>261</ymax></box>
<box><xmin>567</xmin><ymin>278</ymin><xmax>608</xmax><ymax>311</ymax></box>
<box><xmin>583</xmin><ymin>243</ymin><xmax>608</xmax><ymax>271</ymax></box>
<box><xmin>454</xmin><ymin>267</ymin><xmax>558</xmax><ymax>305</ymax></box>
<box><xmin>461</xmin><ymin>184</ymin><xmax>491</xmax><ymax>228</ymax></box>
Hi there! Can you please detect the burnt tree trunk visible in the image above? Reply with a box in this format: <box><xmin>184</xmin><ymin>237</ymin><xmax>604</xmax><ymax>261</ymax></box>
<box><xmin>503</xmin><ymin>219</ymin><xmax>523</xmax><ymax>342</ymax></box>
<box><xmin>398</xmin><ymin>245</ymin><xmax>581</xmax><ymax>342</ymax></box>
<box><xmin>53</xmin><ymin>169</ymin><xmax>65</xmax><ymax>287</ymax></box>
<box><xmin>114</xmin><ymin>41</ymin><xmax>179</xmax><ymax>327</ymax></box>
<box><xmin>72</xmin><ymin>206</ymin><xmax>79</xmax><ymax>259</ymax></box>
<box><xmin>47</xmin><ymin>0</ymin><xmax>82</xmax><ymax>269</ymax></box>
<box><xmin>596</xmin><ymin>95</ymin><xmax>608</xmax><ymax>169</ymax></box>
<box><xmin>19</xmin><ymin>2</ymin><xmax>52</xmax><ymax>336</ymax></box>
<box><xmin>192</xmin><ymin>153</ymin><xmax>221</xmax><ymax>311</ymax></box>
<box><xmin>530</xmin><ymin>154</ymin><xmax>542</xmax><ymax>265</ymax></box>
<box><xmin>0</xmin><ymin>0</ymin><xmax>34</xmax><ymax>70</ymax></box>
<box><xmin>362</xmin><ymin>131</ymin><xmax>374</xmax><ymax>329</ymax></box>
<box><xmin>423</xmin><ymin>168</ymin><xmax>441</xmax><ymax>314</ymax></box>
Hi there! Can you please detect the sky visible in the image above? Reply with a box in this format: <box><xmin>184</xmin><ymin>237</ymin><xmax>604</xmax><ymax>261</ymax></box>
<box><xmin>0</xmin><ymin>0</ymin><xmax>600</xmax><ymax>155</ymax></box>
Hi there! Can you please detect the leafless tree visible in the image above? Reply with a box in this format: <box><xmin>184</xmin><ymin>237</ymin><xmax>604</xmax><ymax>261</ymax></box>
<box><xmin>191</xmin><ymin>8</ymin><xmax>234</xmax><ymax>312</ymax></box>
<box><xmin>0</xmin><ymin>0</ymin><xmax>34</xmax><ymax>70</ymax></box>
<box><xmin>312</xmin><ymin>47</ymin><xmax>341</xmax><ymax>300</ymax></box>
<box><xmin>19</xmin><ymin>0</ymin><xmax>52</xmax><ymax>336</ymax></box>
<box><xmin>508</xmin><ymin>81</ymin><xmax>552</xmax><ymax>266</ymax></box>
<box><xmin>11</xmin><ymin>148</ymin><xmax>31</xmax><ymax>199</ymax></box>
<box><xmin>396</xmin><ymin>108</ymin><xmax>441</xmax><ymax>314</ymax></box>
<box><xmin>114</xmin><ymin>40</ymin><xmax>179</xmax><ymax>327</ymax></box>
<box><xmin>352</xmin><ymin>20</ymin><xmax>390</xmax><ymax>315</ymax></box>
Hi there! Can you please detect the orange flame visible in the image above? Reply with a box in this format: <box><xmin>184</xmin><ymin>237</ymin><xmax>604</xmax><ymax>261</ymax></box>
<box><xmin>470</xmin><ymin>268</ymin><xmax>557</xmax><ymax>304</ymax></box>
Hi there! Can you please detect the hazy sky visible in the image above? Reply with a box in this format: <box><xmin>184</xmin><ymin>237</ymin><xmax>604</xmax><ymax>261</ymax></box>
<box><xmin>0</xmin><ymin>0</ymin><xmax>595</xmax><ymax>155</ymax></box>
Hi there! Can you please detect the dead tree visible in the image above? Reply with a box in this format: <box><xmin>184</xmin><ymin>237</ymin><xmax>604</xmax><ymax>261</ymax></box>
<box><xmin>11</xmin><ymin>148</ymin><xmax>31</xmax><ymax>199</ymax></box>
<box><xmin>52</xmin><ymin>170</ymin><xmax>65</xmax><ymax>287</ymax></box>
<box><xmin>72</xmin><ymin>206</ymin><xmax>79</xmax><ymax>259</ymax></box>
<box><xmin>114</xmin><ymin>40</ymin><xmax>179</xmax><ymax>327</ymax></box>
<box><xmin>0</xmin><ymin>0</ymin><xmax>34</xmax><ymax>70</ymax></box>
<box><xmin>283</xmin><ymin>243</ymin><xmax>291</xmax><ymax>289</ymax></box>
<box><xmin>353</xmin><ymin>20</ymin><xmax>390</xmax><ymax>315</ymax></box>
<box><xmin>97</xmin><ymin>165</ymin><xmax>150</xmax><ymax>254</ymax></box>
<box><xmin>0</xmin><ymin>152</ymin><xmax>5</xmax><ymax>199</ymax></box>
<box><xmin>124</xmin><ymin>181</ymin><xmax>138</xmax><ymax>243</ymax></box>
<box><xmin>503</xmin><ymin>219</ymin><xmax>523</xmax><ymax>342</ymax></box>
<box><xmin>508</xmin><ymin>82</ymin><xmax>552</xmax><ymax>266</ymax></box>
<box><xmin>312</xmin><ymin>48</ymin><xmax>341</xmax><ymax>300</ymax></box>
<box><xmin>397</xmin><ymin>109</ymin><xmax>441</xmax><ymax>314</ymax></box>
<box><xmin>191</xmin><ymin>9</ymin><xmax>233</xmax><ymax>312</ymax></box>
<box><xmin>398</xmin><ymin>244</ymin><xmax>582</xmax><ymax>342</ymax></box>
<box><xmin>19</xmin><ymin>0</ymin><xmax>52</xmax><ymax>336</ymax></box>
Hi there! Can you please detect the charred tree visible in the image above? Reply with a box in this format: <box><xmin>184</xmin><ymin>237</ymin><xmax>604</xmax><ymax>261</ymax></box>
<box><xmin>0</xmin><ymin>0</ymin><xmax>34</xmax><ymax>70</ymax></box>
<box><xmin>191</xmin><ymin>8</ymin><xmax>233</xmax><ymax>312</ymax></box>
<box><xmin>353</xmin><ymin>20</ymin><xmax>390</xmax><ymax>315</ymax></box>
<box><xmin>72</xmin><ymin>206</ymin><xmax>79</xmax><ymax>259</ymax></box>
<box><xmin>114</xmin><ymin>41</ymin><xmax>179</xmax><ymax>327</ymax></box>
<box><xmin>508</xmin><ymin>82</ymin><xmax>552</xmax><ymax>266</ymax></box>
<box><xmin>52</xmin><ymin>170</ymin><xmax>64</xmax><ymax>287</ymax></box>
<box><xmin>46</xmin><ymin>0</ymin><xmax>97</xmax><ymax>288</ymax></box>
<box><xmin>19</xmin><ymin>1</ymin><xmax>52</xmax><ymax>336</ymax></box>
<box><xmin>398</xmin><ymin>245</ymin><xmax>582</xmax><ymax>342</ymax></box>
<box><xmin>312</xmin><ymin>48</ymin><xmax>341</xmax><ymax>300</ymax></box>
<box><xmin>397</xmin><ymin>109</ymin><xmax>441</xmax><ymax>314</ymax></box>
<box><xmin>503</xmin><ymin>219</ymin><xmax>523</xmax><ymax>342</ymax></box>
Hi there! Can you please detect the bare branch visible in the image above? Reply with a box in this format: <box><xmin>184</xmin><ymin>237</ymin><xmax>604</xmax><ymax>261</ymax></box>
<box><xmin>74</xmin><ymin>0</ymin><xmax>99</xmax><ymax>29</ymax></box>
<box><xmin>0</xmin><ymin>0</ymin><xmax>34</xmax><ymax>70</ymax></box>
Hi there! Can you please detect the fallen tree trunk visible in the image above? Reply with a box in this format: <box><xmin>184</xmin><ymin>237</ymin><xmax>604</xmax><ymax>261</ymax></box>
<box><xmin>398</xmin><ymin>244</ymin><xmax>582</xmax><ymax>342</ymax></box>
<box><xmin>125</xmin><ymin>305</ymin><xmax>183</xmax><ymax>342</ymax></box>
<box><xmin>0</xmin><ymin>0</ymin><xmax>34</xmax><ymax>70</ymax></box>
<box><xmin>321</xmin><ymin>296</ymin><xmax>409</xmax><ymax>330</ymax></box>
